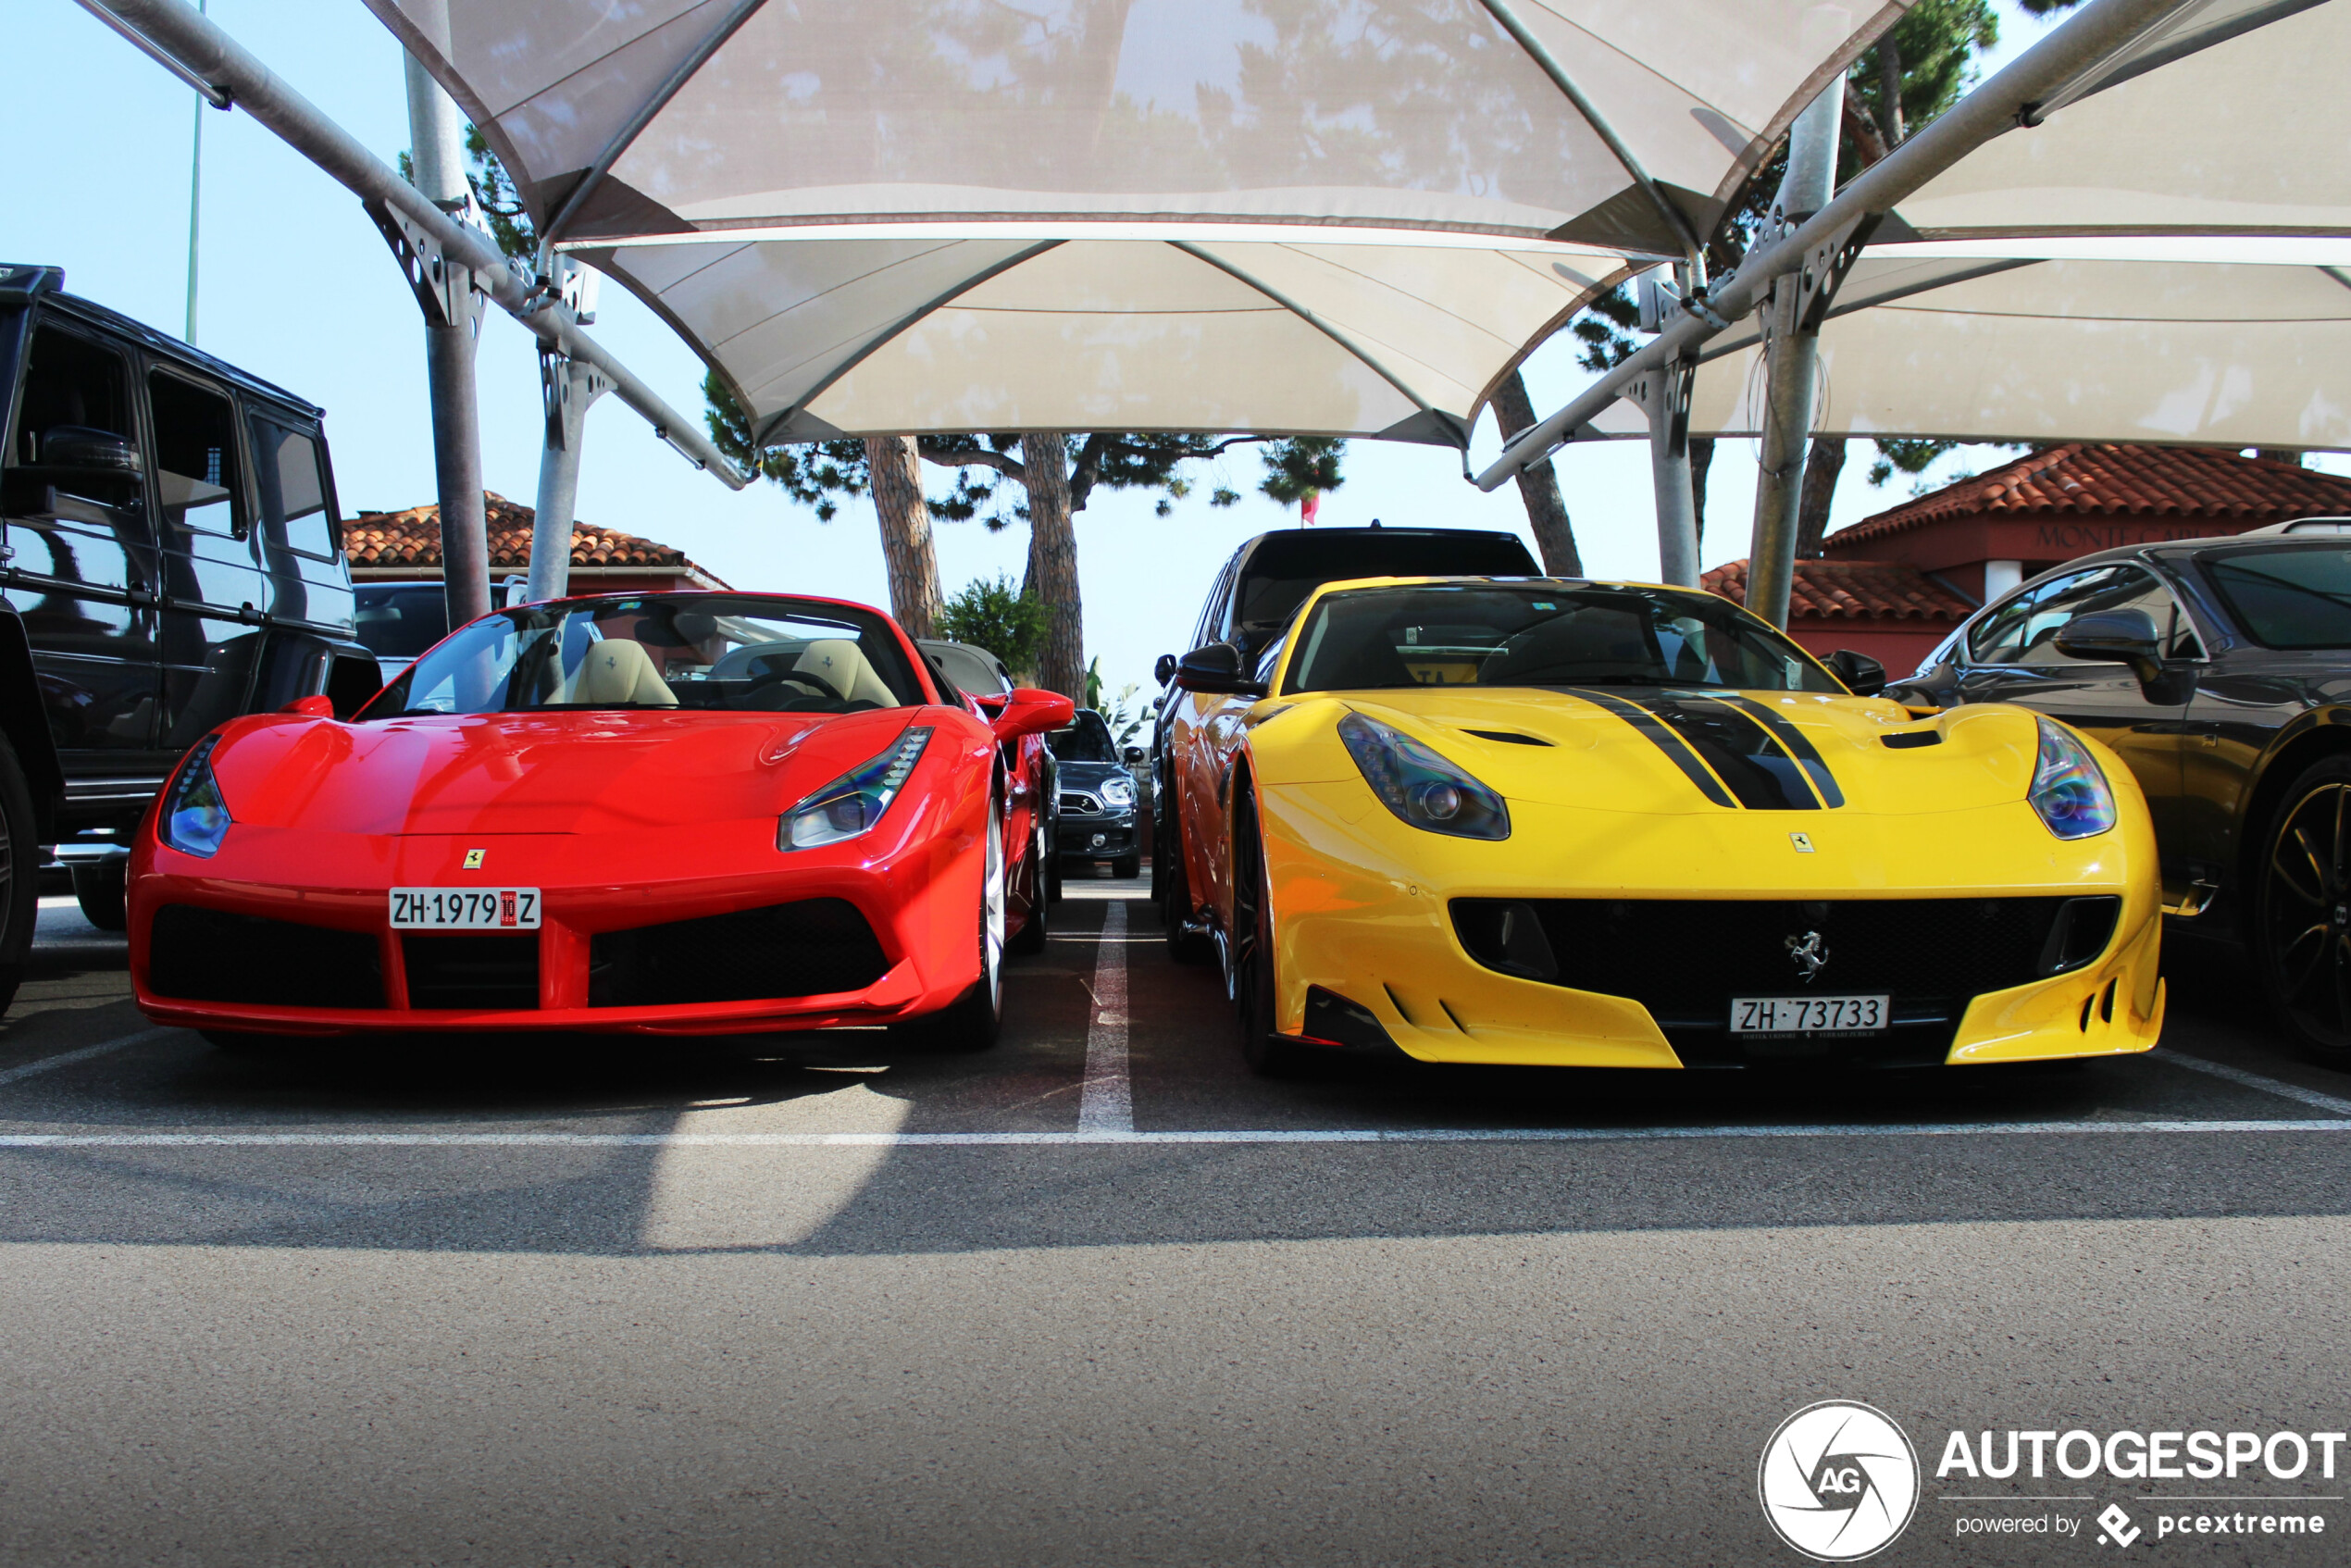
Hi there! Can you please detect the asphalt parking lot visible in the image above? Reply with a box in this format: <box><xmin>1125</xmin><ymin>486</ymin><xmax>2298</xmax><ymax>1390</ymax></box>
<box><xmin>2</xmin><ymin>878</ymin><xmax>2347</xmax><ymax>1566</ymax></box>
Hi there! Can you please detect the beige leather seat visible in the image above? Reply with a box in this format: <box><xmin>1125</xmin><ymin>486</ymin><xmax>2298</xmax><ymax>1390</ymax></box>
<box><xmin>565</xmin><ymin>638</ymin><xmax>678</xmax><ymax>706</ymax></box>
<box><xmin>792</xmin><ymin>639</ymin><xmax>898</xmax><ymax>706</ymax></box>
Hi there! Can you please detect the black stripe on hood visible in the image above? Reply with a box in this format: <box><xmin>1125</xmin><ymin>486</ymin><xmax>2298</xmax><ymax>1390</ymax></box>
<box><xmin>1562</xmin><ymin>688</ymin><xmax>1827</xmax><ymax>811</ymax></box>
<box><xmin>1703</xmin><ymin>693</ymin><xmax>1846</xmax><ymax>808</ymax></box>
<box><xmin>1561</xmin><ymin>689</ymin><xmax>1735</xmax><ymax>807</ymax></box>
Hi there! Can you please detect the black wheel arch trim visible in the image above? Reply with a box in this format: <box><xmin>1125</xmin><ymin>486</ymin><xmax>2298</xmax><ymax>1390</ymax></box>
<box><xmin>0</xmin><ymin>611</ymin><xmax>64</xmax><ymax>840</ymax></box>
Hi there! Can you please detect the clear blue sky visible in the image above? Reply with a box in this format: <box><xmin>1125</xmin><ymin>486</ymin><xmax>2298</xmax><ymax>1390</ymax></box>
<box><xmin>0</xmin><ymin>2</ymin><xmax>2312</xmax><ymax>704</ymax></box>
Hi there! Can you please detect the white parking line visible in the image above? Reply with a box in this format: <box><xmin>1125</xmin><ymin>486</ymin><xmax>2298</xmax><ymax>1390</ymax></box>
<box><xmin>2</xmin><ymin>1118</ymin><xmax>2347</xmax><ymax>1149</ymax></box>
<box><xmin>1076</xmin><ymin>900</ymin><xmax>1132</xmax><ymax>1134</ymax></box>
<box><xmin>2153</xmin><ymin>1048</ymin><xmax>2351</xmax><ymax>1115</ymax></box>
<box><xmin>0</xmin><ymin>1027</ymin><xmax>170</xmax><ymax>1089</ymax></box>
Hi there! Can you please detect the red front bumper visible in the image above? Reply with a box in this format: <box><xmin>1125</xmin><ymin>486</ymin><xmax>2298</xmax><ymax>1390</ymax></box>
<box><xmin>130</xmin><ymin>810</ymin><xmax>983</xmax><ymax>1038</ymax></box>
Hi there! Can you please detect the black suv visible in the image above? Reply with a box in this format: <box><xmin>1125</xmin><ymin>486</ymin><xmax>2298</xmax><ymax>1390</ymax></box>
<box><xmin>0</xmin><ymin>265</ymin><xmax>378</xmax><ymax>991</ymax></box>
<box><xmin>1887</xmin><ymin>524</ymin><xmax>2351</xmax><ymax>1064</ymax></box>
<box><xmin>1149</xmin><ymin>524</ymin><xmax>1540</xmax><ymax>905</ymax></box>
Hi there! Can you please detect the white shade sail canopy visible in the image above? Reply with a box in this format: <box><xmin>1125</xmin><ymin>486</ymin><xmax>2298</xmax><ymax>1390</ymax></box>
<box><xmin>368</xmin><ymin>0</ymin><xmax>1925</xmax><ymax>443</ymax></box>
<box><xmin>1586</xmin><ymin>0</ymin><xmax>2351</xmax><ymax>453</ymax></box>
<box><xmin>1891</xmin><ymin>0</ymin><xmax>2349</xmax><ymax>245</ymax></box>
<box><xmin>1657</xmin><ymin>248</ymin><xmax>2351</xmax><ymax>449</ymax></box>
<box><xmin>580</xmin><ymin>230</ymin><xmax>1623</xmax><ymax>443</ymax></box>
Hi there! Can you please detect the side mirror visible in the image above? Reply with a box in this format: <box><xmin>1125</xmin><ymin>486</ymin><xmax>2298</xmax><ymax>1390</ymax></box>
<box><xmin>1173</xmin><ymin>642</ymin><xmax>1268</xmax><ymax>697</ymax></box>
<box><xmin>990</xmin><ymin>687</ymin><xmax>1076</xmax><ymax>742</ymax></box>
<box><xmin>2055</xmin><ymin>608</ymin><xmax>2164</xmax><ymax>683</ymax></box>
<box><xmin>1122</xmin><ymin>745</ymin><xmax>1145</xmax><ymax>765</ymax></box>
<box><xmin>31</xmin><ymin>424</ymin><xmax>142</xmax><ymax>478</ymax></box>
<box><xmin>1826</xmin><ymin>649</ymin><xmax>1886</xmax><ymax>697</ymax></box>
<box><xmin>1153</xmin><ymin>653</ymin><xmax>1177</xmax><ymax>687</ymax></box>
<box><xmin>278</xmin><ymin>694</ymin><xmax>335</xmax><ymax>717</ymax></box>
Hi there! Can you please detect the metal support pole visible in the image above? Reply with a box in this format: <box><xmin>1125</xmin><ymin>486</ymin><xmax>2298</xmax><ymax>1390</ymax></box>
<box><xmin>183</xmin><ymin>0</ymin><xmax>205</xmax><ymax>344</ymax></box>
<box><xmin>529</xmin><ymin>280</ymin><xmax>610</xmax><ymax>604</ymax></box>
<box><xmin>1743</xmin><ymin>84</ymin><xmax>1843</xmax><ymax>631</ymax></box>
<box><xmin>403</xmin><ymin>54</ymin><xmax>492</xmax><ymax>631</ymax></box>
<box><xmin>1632</xmin><ymin>359</ymin><xmax>1699</xmax><ymax>585</ymax></box>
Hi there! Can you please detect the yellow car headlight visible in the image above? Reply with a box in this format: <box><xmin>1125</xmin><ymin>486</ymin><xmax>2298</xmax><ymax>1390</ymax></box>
<box><xmin>1337</xmin><ymin>712</ymin><xmax>1510</xmax><ymax>840</ymax></box>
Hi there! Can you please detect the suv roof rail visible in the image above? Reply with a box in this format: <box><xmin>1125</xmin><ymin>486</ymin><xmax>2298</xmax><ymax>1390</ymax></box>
<box><xmin>0</xmin><ymin>265</ymin><xmax>66</xmax><ymax>303</ymax></box>
<box><xmin>2245</xmin><ymin>516</ymin><xmax>2351</xmax><ymax>536</ymax></box>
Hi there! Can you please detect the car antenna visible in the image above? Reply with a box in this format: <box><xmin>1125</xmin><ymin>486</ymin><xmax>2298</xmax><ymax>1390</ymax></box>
<box><xmin>1370</xmin><ymin>517</ymin><xmax>1382</xmax><ymax>529</ymax></box>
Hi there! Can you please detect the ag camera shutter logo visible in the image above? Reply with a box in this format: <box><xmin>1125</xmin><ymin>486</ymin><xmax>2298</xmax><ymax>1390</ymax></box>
<box><xmin>1759</xmin><ymin>1400</ymin><xmax>1921</xmax><ymax>1561</ymax></box>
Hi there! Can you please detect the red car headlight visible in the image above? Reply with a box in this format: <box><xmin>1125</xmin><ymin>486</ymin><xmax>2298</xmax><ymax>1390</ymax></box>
<box><xmin>779</xmin><ymin>727</ymin><xmax>933</xmax><ymax>851</ymax></box>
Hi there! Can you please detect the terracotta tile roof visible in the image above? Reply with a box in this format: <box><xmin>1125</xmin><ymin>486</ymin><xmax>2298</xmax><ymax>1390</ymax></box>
<box><xmin>1703</xmin><ymin>558</ymin><xmax>1976</xmax><ymax>624</ymax></box>
<box><xmin>1828</xmin><ymin>443</ymin><xmax>2351</xmax><ymax>549</ymax></box>
<box><xmin>342</xmin><ymin>492</ymin><xmax>722</xmax><ymax>581</ymax></box>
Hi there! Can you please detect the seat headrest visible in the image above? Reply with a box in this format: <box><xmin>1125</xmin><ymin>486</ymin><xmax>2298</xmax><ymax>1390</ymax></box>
<box><xmin>794</xmin><ymin>639</ymin><xmax>897</xmax><ymax>707</ymax></box>
<box><xmin>566</xmin><ymin>638</ymin><xmax>678</xmax><ymax>706</ymax></box>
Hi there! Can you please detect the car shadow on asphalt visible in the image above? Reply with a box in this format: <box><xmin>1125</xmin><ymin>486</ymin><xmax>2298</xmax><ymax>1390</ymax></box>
<box><xmin>6</xmin><ymin>886</ymin><xmax>2350</xmax><ymax>1259</ymax></box>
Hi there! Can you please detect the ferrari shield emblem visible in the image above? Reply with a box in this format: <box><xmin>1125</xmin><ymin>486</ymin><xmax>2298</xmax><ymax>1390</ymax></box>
<box><xmin>1789</xmin><ymin>832</ymin><xmax>1815</xmax><ymax>853</ymax></box>
<box><xmin>463</xmin><ymin>849</ymin><xmax>486</xmax><ymax>869</ymax></box>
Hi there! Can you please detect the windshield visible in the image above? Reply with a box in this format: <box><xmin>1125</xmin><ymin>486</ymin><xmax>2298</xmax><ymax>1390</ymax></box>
<box><xmin>1049</xmin><ymin>710</ymin><xmax>1118</xmax><ymax>762</ymax></box>
<box><xmin>1284</xmin><ymin>583</ymin><xmax>1845</xmax><ymax>696</ymax></box>
<box><xmin>352</xmin><ymin>584</ymin><xmax>453</xmax><ymax>659</ymax></box>
<box><xmin>1234</xmin><ymin>531</ymin><xmax>1537</xmax><ymax>636</ymax></box>
<box><xmin>360</xmin><ymin>594</ymin><xmax>926</xmax><ymax>717</ymax></box>
<box><xmin>2201</xmin><ymin>545</ymin><xmax>2351</xmax><ymax>650</ymax></box>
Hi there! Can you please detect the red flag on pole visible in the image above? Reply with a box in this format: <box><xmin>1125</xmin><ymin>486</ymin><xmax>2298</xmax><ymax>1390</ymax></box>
<box><xmin>1300</xmin><ymin>492</ymin><xmax>1321</xmax><ymax>526</ymax></box>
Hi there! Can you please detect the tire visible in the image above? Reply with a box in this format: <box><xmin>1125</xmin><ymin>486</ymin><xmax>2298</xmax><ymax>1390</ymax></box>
<box><xmin>1011</xmin><ymin>813</ymin><xmax>1050</xmax><ymax>955</ymax></box>
<box><xmin>1232</xmin><ymin>790</ymin><xmax>1303</xmax><ymax>1077</ymax></box>
<box><xmin>901</xmin><ymin>791</ymin><xmax>1006</xmax><ymax>1052</ymax></box>
<box><xmin>0</xmin><ymin>736</ymin><xmax>39</xmax><ymax>1015</ymax></box>
<box><xmin>71</xmin><ymin>859</ymin><xmax>128</xmax><ymax>932</ymax></box>
<box><xmin>1112</xmin><ymin>852</ymin><xmax>1140</xmax><ymax>880</ymax></box>
<box><xmin>2255</xmin><ymin>753</ymin><xmax>2351</xmax><ymax>1065</ymax></box>
<box><xmin>1160</xmin><ymin>795</ymin><xmax>1213</xmax><ymax>965</ymax></box>
<box><xmin>1046</xmin><ymin>833</ymin><xmax>1064</xmax><ymax>904</ymax></box>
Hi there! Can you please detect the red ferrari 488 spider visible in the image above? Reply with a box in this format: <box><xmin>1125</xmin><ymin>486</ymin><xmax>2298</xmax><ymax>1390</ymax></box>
<box><xmin>129</xmin><ymin>591</ymin><xmax>1071</xmax><ymax>1048</ymax></box>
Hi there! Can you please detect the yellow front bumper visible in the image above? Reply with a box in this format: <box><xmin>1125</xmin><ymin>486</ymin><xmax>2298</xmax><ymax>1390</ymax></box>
<box><xmin>1259</xmin><ymin>782</ymin><xmax>2164</xmax><ymax>1069</ymax></box>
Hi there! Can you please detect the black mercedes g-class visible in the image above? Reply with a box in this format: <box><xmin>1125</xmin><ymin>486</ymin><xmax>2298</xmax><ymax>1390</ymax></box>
<box><xmin>0</xmin><ymin>265</ymin><xmax>379</xmax><ymax>1002</ymax></box>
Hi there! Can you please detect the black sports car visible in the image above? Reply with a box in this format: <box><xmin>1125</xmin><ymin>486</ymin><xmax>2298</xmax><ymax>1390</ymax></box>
<box><xmin>1049</xmin><ymin>709</ymin><xmax>1141</xmax><ymax>879</ymax></box>
<box><xmin>1888</xmin><ymin>521</ymin><xmax>2351</xmax><ymax>1064</ymax></box>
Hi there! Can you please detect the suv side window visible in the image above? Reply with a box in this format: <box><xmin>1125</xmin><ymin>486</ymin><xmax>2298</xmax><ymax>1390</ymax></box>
<box><xmin>1252</xmin><ymin>628</ymin><xmax>1287</xmax><ymax>688</ymax></box>
<box><xmin>1969</xmin><ymin>566</ymin><xmax>2185</xmax><ymax>666</ymax></box>
<box><xmin>1195</xmin><ymin>558</ymin><xmax>1237</xmax><ymax>651</ymax></box>
<box><xmin>1968</xmin><ymin>571</ymin><xmax>2087</xmax><ymax>665</ymax></box>
<box><xmin>147</xmin><ymin>370</ymin><xmax>246</xmax><ymax>541</ymax></box>
<box><xmin>249</xmin><ymin>418</ymin><xmax>338</xmax><ymax>560</ymax></box>
<box><xmin>2013</xmin><ymin>566</ymin><xmax>2183</xmax><ymax>666</ymax></box>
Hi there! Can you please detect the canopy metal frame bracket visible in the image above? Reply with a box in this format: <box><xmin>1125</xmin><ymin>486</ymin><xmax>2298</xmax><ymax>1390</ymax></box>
<box><xmin>1758</xmin><ymin>214</ymin><xmax>1882</xmax><ymax>345</ymax></box>
<box><xmin>366</xmin><ymin>195</ymin><xmax>489</xmax><ymax>339</ymax></box>
<box><xmin>540</xmin><ymin>343</ymin><xmax>611</xmax><ymax>453</ymax></box>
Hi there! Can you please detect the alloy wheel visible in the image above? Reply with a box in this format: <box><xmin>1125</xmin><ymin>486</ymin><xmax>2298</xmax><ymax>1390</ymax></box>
<box><xmin>2262</xmin><ymin>779</ymin><xmax>2351</xmax><ymax>1052</ymax></box>
<box><xmin>981</xmin><ymin>796</ymin><xmax>1005</xmax><ymax>1017</ymax></box>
